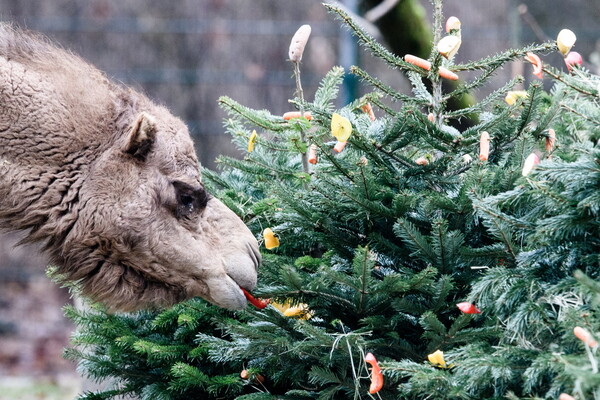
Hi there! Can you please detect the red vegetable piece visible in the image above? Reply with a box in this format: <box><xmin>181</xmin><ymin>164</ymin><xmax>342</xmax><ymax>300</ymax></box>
<box><xmin>456</xmin><ymin>302</ymin><xmax>481</xmax><ymax>314</ymax></box>
<box><xmin>365</xmin><ymin>352</ymin><xmax>384</xmax><ymax>394</ymax></box>
<box><xmin>241</xmin><ymin>287</ymin><xmax>270</xmax><ymax>309</ymax></box>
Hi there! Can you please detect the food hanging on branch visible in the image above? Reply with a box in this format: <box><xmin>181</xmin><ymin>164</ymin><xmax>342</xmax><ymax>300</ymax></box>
<box><xmin>573</xmin><ymin>326</ymin><xmax>598</xmax><ymax>347</ymax></box>
<box><xmin>456</xmin><ymin>302</ymin><xmax>481</xmax><ymax>314</ymax></box>
<box><xmin>479</xmin><ymin>131</ymin><xmax>490</xmax><ymax>161</ymax></box>
<box><xmin>404</xmin><ymin>54</ymin><xmax>459</xmax><ymax>81</ymax></box>
<box><xmin>247</xmin><ymin>130</ymin><xmax>258</xmax><ymax>153</ymax></box>
<box><xmin>364</xmin><ymin>352</ymin><xmax>384</xmax><ymax>394</ymax></box>
<box><xmin>241</xmin><ymin>288</ymin><xmax>270</xmax><ymax>309</ymax></box>
<box><xmin>308</xmin><ymin>144</ymin><xmax>318</xmax><ymax>164</ymax></box>
<box><xmin>564</xmin><ymin>51</ymin><xmax>583</xmax><ymax>72</ymax></box>
<box><xmin>288</xmin><ymin>24</ymin><xmax>312</xmax><ymax>62</ymax></box>
<box><xmin>262</xmin><ymin>228</ymin><xmax>280</xmax><ymax>250</ymax></box>
<box><xmin>437</xmin><ymin>35</ymin><xmax>461</xmax><ymax>59</ymax></box>
<box><xmin>504</xmin><ymin>91</ymin><xmax>528</xmax><ymax>105</ymax></box>
<box><xmin>427</xmin><ymin>350</ymin><xmax>448</xmax><ymax>368</ymax></box>
<box><xmin>556</xmin><ymin>29</ymin><xmax>576</xmax><ymax>56</ymax></box>
<box><xmin>360</xmin><ymin>103</ymin><xmax>376</xmax><ymax>121</ymax></box>
<box><xmin>525</xmin><ymin>52</ymin><xmax>543</xmax><ymax>79</ymax></box>
<box><xmin>331</xmin><ymin>113</ymin><xmax>353</xmax><ymax>142</ymax></box>
<box><xmin>283</xmin><ymin>111</ymin><xmax>313</xmax><ymax>120</ymax></box>
<box><xmin>333</xmin><ymin>141</ymin><xmax>347</xmax><ymax>153</ymax></box>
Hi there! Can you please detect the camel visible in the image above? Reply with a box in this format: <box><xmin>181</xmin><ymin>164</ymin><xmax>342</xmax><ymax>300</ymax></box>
<box><xmin>0</xmin><ymin>23</ymin><xmax>260</xmax><ymax>312</ymax></box>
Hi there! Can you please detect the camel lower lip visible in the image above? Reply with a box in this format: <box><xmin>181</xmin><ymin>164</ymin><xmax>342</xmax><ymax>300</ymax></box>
<box><xmin>240</xmin><ymin>287</ymin><xmax>270</xmax><ymax>309</ymax></box>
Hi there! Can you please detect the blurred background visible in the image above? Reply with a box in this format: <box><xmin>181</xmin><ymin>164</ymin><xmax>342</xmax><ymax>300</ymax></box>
<box><xmin>0</xmin><ymin>0</ymin><xmax>598</xmax><ymax>398</ymax></box>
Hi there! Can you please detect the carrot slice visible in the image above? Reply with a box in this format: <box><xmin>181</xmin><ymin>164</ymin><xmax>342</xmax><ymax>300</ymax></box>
<box><xmin>404</xmin><ymin>54</ymin><xmax>458</xmax><ymax>80</ymax></box>
<box><xmin>241</xmin><ymin>288</ymin><xmax>270</xmax><ymax>309</ymax></box>
<box><xmin>479</xmin><ymin>131</ymin><xmax>490</xmax><ymax>161</ymax></box>
<box><xmin>365</xmin><ymin>352</ymin><xmax>383</xmax><ymax>394</ymax></box>
<box><xmin>574</xmin><ymin>326</ymin><xmax>598</xmax><ymax>347</ymax></box>
<box><xmin>333</xmin><ymin>141</ymin><xmax>347</xmax><ymax>153</ymax></box>
<box><xmin>361</xmin><ymin>103</ymin><xmax>376</xmax><ymax>121</ymax></box>
<box><xmin>308</xmin><ymin>144</ymin><xmax>318</xmax><ymax>164</ymax></box>
<box><xmin>283</xmin><ymin>111</ymin><xmax>313</xmax><ymax>120</ymax></box>
<box><xmin>405</xmin><ymin>54</ymin><xmax>431</xmax><ymax>70</ymax></box>
<box><xmin>438</xmin><ymin>66</ymin><xmax>459</xmax><ymax>81</ymax></box>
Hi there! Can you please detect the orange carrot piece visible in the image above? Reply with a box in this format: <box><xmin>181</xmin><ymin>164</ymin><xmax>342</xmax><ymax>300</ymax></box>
<box><xmin>574</xmin><ymin>326</ymin><xmax>598</xmax><ymax>347</ymax></box>
<box><xmin>308</xmin><ymin>144</ymin><xmax>318</xmax><ymax>164</ymax></box>
<box><xmin>525</xmin><ymin>52</ymin><xmax>543</xmax><ymax>79</ymax></box>
<box><xmin>456</xmin><ymin>302</ymin><xmax>481</xmax><ymax>314</ymax></box>
<box><xmin>439</xmin><ymin>66</ymin><xmax>459</xmax><ymax>81</ymax></box>
<box><xmin>404</xmin><ymin>54</ymin><xmax>431</xmax><ymax>70</ymax></box>
<box><xmin>415</xmin><ymin>157</ymin><xmax>429</xmax><ymax>166</ymax></box>
<box><xmin>404</xmin><ymin>54</ymin><xmax>458</xmax><ymax>80</ymax></box>
<box><xmin>559</xmin><ymin>394</ymin><xmax>576</xmax><ymax>400</ymax></box>
<box><xmin>361</xmin><ymin>103</ymin><xmax>376</xmax><ymax>121</ymax></box>
<box><xmin>241</xmin><ymin>287</ymin><xmax>270</xmax><ymax>309</ymax></box>
<box><xmin>365</xmin><ymin>352</ymin><xmax>383</xmax><ymax>394</ymax></box>
<box><xmin>283</xmin><ymin>111</ymin><xmax>313</xmax><ymax>120</ymax></box>
<box><xmin>479</xmin><ymin>131</ymin><xmax>490</xmax><ymax>161</ymax></box>
<box><xmin>333</xmin><ymin>141</ymin><xmax>347</xmax><ymax>153</ymax></box>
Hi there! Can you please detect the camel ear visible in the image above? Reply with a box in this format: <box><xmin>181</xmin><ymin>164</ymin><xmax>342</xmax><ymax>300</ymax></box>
<box><xmin>123</xmin><ymin>112</ymin><xmax>157</xmax><ymax>160</ymax></box>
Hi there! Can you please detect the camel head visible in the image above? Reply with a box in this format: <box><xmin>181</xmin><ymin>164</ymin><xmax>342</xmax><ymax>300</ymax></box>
<box><xmin>59</xmin><ymin>109</ymin><xmax>260</xmax><ymax>312</ymax></box>
<box><xmin>0</xmin><ymin>23</ymin><xmax>260</xmax><ymax>312</ymax></box>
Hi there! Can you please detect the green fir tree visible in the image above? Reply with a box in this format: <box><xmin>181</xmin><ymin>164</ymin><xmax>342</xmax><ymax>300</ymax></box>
<box><xmin>61</xmin><ymin>1</ymin><xmax>599</xmax><ymax>399</ymax></box>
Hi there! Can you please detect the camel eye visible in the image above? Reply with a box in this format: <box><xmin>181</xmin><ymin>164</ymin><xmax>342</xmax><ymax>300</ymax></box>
<box><xmin>172</xmin><ymin>181</ymin><xmax>209</xmax><ymax>218</ymax></box>
<box><xmin>180</xmin><ymin>193</ymin><xmax>195</xmax><ymax>208</ymax></box>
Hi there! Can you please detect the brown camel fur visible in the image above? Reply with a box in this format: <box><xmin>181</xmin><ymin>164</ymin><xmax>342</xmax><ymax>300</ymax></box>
<box><xmin>0</xmin><ymin>23</ymin><xmax>260</xmax><ymax>312</ymax></box>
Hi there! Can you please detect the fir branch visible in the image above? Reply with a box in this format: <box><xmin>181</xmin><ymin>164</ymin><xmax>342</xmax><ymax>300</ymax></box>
<box><xmin>433</xmin><ymin>220</ymin><xmax>449</xmax><ymax>273</ymax></box>
<box><xmin>445</xmin><ymin>68</ymin><xmax>522</xmax><ymax>104</ymax></box>
<box><xmin>452</xmin><ymin>42</ymin><xmax>556</xmax><ymax>72</ymax></box>
<box><xmin>314</xmin><ymin>173</ymin><xmax>396</xmax><ymax>220</ymax></box>
<box><xmin>283</xmin><ymin>289</ymin><xmax>357</xmax><ymax>309</ymax></box>
<box><xmin>370</xmin><ymin>96</ymin><xmax>399</xmax><ymax>117</ymax></box>
<box><xmin>560</xmin><ymin>103</ymin><xmax>600</xmax><ymax>125</ymax></box>
<box><xmin>526</xmin><ymin>179</ymin><xmax>570</xmax><ymax>207</ymax></box>
<box><xmin>542</xmin><ymin>65</ymin><xmax>599</xmax><ymax>97</ymax></box>
<box><xmin>218</xmin><ymin>96</ymin><xmax>286</xmax><ymax>132</ymax></box>
<box><xmin>216</xmin><ymin>155</ymin><xmax>299</xmax><ymax>179</ymax></box>
<box><xmin>350</xmin><ymin>65</ymin><xmax>429</xmax><ymax>105</ymax></box>
<box><xmin>356</xmin><ymin>246</ymin><xmax>371</xmax><ymax>313</ymax></box>
<box><xmin>407</xmin><ymin>71</ymin><xmax>434</xmax><ymax>103</ymax></box>
<box><xmin>460</xmin><ymin>104</ymin><xmax>517</xmax><ymax>146</ymax></box>
<box><xmin>228</xmin><ymin>126</ymin><xmax>289</xmax><ymax>153</ymax></box>
<box><xmin>314</xmin><ymin>66</ymin><xmax>346</xmax><ymax>110</ymax></box>
<box><xmin>445</xmin><ymin>42</ymin><xmax>552</xmax><ymax>102</ymax></box>
<box><xmin>313</xmin><ymin>141</ymin><xmax>355</xmax><ymax>182</ymax></box>
<box><xmin>394</xmin><ymin>218</ymin><xmax>437</xmax><ymax>264</ymax></box>
<box><xmin>444</xmin><ymin>76</ymin><xmax>523</xmax><ymax>119</ymax></box>
<box><xmin>431</xmin><ymin>0</ymin><xmax>444</xmax><ymax>49</ymax></box>
<box><xmin>357</xmin><ymin>163</ymin><xmax>371</xmax><ymax>201</ymax></box>
<box><xmin>324</xmin><ymin>3</ymin><xmax>406</xmax><ymax>70</ymax></box>
<box><xmin>514</xmin><ymin>84</ymin><xmax>543</xmax><ymax>137</ymax></box>
<box><xmin>368</xmin><ymin>133</ymin><xmax>424</xmax><ymax>170</ymax></box>
<box><xmin>471</xmin><ymin>196</ymin><xmax>529</xmax><ymax>260</ymax></box>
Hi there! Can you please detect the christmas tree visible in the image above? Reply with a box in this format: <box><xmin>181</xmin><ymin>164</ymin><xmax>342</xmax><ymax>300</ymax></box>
<box><xmin>62</xmin><ymin>1</ymin><xmax>599</xmax><ymax>399</ymax></box>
